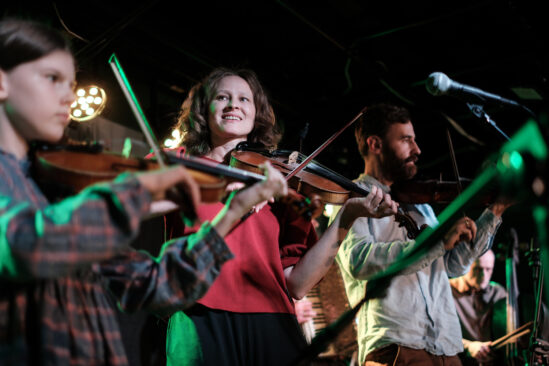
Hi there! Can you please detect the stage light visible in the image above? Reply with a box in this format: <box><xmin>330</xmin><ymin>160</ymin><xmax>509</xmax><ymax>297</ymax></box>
<box><xmin>71</xmin><ymin>85</ymin><xmax>107</xmax><ymax>122</ymax></box>
<box><xmin>323</xmin><ymin>204</ymin><xmax>335</xmax><ymax>217</ymax></box>
<box><xmin>163</xmin><ymin>129</ymin><xmax>182</xmax><ymax>148</ymax></box>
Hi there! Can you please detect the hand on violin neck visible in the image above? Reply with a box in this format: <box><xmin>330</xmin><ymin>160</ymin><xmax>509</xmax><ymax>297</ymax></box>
<box><xmin>136</xmin><ymin>165</ymin><xmax>201</xmax><ymax>223</ymax></box>
<box><xmin>339</xmin><ymin>185</ymin><xmax>398</xmax><ymax>230</ymax></box>
<box><xmin>442</xmin><ymin>216</ymin><xmax>477</xmax><ymax>250</ymax></box>
<box><xmin>136</xmin><ymin>165</ymin><xmax>201</xmax><ymax>207</ymax></box>
<box><xmin>488</xmin><ymin>195</ymin><xmax>516</xmax><ymax>217</ymax></box>
<box><xmin>226</xmin><ymin>161</ymin><xmax>288</xmax><ymax>217</ymax></box>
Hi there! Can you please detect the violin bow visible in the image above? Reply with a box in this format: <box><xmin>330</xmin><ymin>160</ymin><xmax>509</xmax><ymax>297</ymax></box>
<box><xmin>284</xmin><ymin>107</ymin><xmax>367</xmax><ymax>180</ymax></box>
<box><xmin>284</xmin><ymin>106</ymin><xmax>425</xmax><ymax>238</ymax></box>
<box><xmin>108</xmin><ymin>53</ymin><xmax>197</xmax><ymax>223</ymax></box>
<box><xmin>446</xmin><ymin>128</ymin><xmax>464</xmax><ymax>195</ymax></box>
<box><xmin>108</xmin><ymin>54</ymin><xmax>167</xmax><ymax>168</ymax></box>
<box><xmin>446</xmin><ymin>127</ymin><xmax>471</xmax><ymax>226</ymax></box>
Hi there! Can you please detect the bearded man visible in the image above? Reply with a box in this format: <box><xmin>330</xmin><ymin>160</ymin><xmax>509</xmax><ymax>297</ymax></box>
<box><xmin>332</xmin><ymin>103</ymin><xmax>509</xmax><ymax>366</ymax></box>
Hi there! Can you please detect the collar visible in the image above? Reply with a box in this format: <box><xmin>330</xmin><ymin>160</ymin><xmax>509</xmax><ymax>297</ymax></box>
<box><xmin>0</xmin><ymin>147</ymin><xmax>31</xmax><ymax>175</ymax></box>
<box><xmin>355</xmin><ymin>174</ymin><xmax>391</xmax><ymax>194</ymax></box>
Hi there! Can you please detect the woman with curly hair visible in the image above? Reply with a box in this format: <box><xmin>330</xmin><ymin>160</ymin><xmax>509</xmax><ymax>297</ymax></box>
<box><xmin>165</xmin><ymin>67</ymin><xmax>398</xmax><ymax>366</ymax></box>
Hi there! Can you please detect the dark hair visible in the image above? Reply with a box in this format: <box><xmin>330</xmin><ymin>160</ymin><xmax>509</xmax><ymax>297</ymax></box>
<box><xmin>0</xmin><ymin>18</ymin><xmax>72</xmax><ymax>71</ymax></box>
<box><xmin>355</xmin><ymin>103</ymin><xmax>411</xmax><ymax>157</ymax></box>
<box><xmin>175</xmin><ymin>67</ymin><xmax>281</xmax><ymax>156</ymax></box>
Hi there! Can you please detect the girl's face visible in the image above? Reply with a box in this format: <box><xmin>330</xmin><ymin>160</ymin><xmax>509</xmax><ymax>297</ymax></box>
<box><xmin>207</xmin><ymin>75</ymin><xmax>256</xmax><ymax>148</ymax></box>
<box><xmin>1</xmin><ymin>50</ymin><xmax>76</xmax><ymax>143</ymax></box>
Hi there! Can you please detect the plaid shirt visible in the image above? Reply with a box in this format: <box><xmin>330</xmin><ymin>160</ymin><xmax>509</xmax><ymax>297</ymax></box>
<box><xmin>0</xmin><ymin>149</ymin><xmax>232</xmax><ymax>365</ymax></box>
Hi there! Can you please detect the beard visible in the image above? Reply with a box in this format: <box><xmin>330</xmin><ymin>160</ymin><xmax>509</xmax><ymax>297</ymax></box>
<box><xmin>380</xmin><ymin>143</ymin><xmax>418</xmax><ymax>183</ymax></box>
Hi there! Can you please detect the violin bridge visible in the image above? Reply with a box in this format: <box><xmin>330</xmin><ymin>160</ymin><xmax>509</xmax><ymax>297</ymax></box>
<box><xmin>288</xmin><ymin>151</ymin><xmax>299</xmax><ymax>165</ymax></box>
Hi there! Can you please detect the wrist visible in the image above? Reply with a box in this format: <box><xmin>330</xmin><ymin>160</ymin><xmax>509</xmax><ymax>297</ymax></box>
<box><xmin>488</xmin><ymin>203</ymin><xmax>506</xmax><ymax>217</ymax></box>
<box><xmin>338</xmin><ymin>202</ymin><xmax>355</xmax><ymax>230</ymax></box>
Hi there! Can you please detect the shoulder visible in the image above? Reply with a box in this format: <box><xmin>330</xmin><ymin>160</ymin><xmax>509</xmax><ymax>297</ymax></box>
<box><xmin>488</xmin><ymin>281</ymin><xmax>507</xmax><ymax>298</ymax></box>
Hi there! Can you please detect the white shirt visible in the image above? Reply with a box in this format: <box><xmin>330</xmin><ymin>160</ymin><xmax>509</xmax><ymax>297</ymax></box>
<box><xmin>332</xmin><ymin>174</ymin><xmax>502</xmax><ymax>364</ymax></box>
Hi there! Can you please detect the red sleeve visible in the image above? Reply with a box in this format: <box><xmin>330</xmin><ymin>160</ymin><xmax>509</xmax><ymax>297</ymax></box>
<box><xmin>273</xmin><ymin>202</ymin><xmax>319</xmax><ymax>269</ymax></box>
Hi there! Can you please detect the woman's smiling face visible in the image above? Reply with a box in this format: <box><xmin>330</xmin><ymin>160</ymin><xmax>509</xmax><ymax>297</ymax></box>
<box><xmin>207</xmin><ymin>75</ymin><xmax>256</xmax><ymax>147</ymax></box>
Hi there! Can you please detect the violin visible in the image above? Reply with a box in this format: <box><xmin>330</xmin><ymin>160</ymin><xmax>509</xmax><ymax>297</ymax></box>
<box><xmin>231</xmin><ymin>146</ymin><xmax>350</xmax><ymax>205</ymax></box>
<box><xmin>31</xmin><ymin>142</ymin><xmax>263</xmax><ymax>203</ymax></box>
<box><xmin>230</xmin><ymin>143</ymin><xmax>425</xmax><ymax>239</ymax></box>
<box><xmin>32</xmin><ymin>143</ymin><xmax>325</xmax><ymax>220</ymax></box>
<box><xmin>390</xmin><ymin>177</ymin><xmax>498</xmax><ymax>206</ymax></box>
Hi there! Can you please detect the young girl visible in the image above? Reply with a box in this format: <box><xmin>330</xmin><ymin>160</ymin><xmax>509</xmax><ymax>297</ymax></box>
<box><xmin>165</xmin><ymin>68</ymin><xmax>398</xmax><ymax>365</ymax></box>
<box><xmin>0</xmin><ymin>19</ymin><xmax>287</xmax><ymax>365</ymax></box>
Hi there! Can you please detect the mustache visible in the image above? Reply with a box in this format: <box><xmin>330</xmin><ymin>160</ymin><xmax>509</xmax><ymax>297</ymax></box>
<box><xmin>404</xmin><ymin>155</ymin><xmax>419</xmax><ymax>164</ymax></box>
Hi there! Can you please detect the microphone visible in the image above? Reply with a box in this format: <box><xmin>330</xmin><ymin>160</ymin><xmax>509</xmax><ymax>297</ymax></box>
<box><xmin>426</xmin><ymin>72</ymin><xmax>520</xmax><ymax>107</ymax></box>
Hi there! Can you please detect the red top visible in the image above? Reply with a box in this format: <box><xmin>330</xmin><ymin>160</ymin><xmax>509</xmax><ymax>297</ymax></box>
<box><xmin>164</xmin><ymin>147</ymin><xmax>318</xmax><ymax>314</ymax></box>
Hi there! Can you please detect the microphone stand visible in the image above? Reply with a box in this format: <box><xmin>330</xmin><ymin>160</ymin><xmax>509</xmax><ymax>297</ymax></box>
<box><xmin>527</xmin><ymin>240</ymin><xmax>547</xmax><ymax>365</ymax></box>
<box><xmin>466</xmin><ymin>102</ymin><xmax>511</xmax><ymax>141</ymax></box>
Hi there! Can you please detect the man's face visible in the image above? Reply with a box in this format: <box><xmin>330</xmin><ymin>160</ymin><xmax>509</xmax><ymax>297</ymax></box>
<box><xmin>464</xmin><ymin>251</ymin><xmax>495</xmax><ymax>290</ymax></box>
<box><xmin>380</xmin><ymin>122</ymin><xmax>421</xmax><ymax>183</ymax></box>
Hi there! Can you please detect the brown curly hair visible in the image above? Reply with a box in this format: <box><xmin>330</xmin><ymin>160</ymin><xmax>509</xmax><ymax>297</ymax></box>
<box><xmin>174</xmin><ymin>68</ymin><xmax>281</xmax><ymax>156</ymax></box>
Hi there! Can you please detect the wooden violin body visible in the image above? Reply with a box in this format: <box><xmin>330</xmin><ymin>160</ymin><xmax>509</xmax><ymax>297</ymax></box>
<box><xmin>32</xmin><ymin>145</ymin><xmax>255</xmax><ymax>203</ymax></box>
<box><xmin>231</xmin><ymin>144</ymin><xmax>425</xmax><ymax>238</ymax></box>
<box><xmin>231</xmin><ymin>149</ymin><xmax>350</xmax><ymax>205</ymax></box>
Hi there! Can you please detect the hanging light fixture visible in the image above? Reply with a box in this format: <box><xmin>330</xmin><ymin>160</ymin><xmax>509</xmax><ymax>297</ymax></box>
<box><xmin>70</xmin><ymin>85</ymin><xmax>107</xmax><ymax>122</ymax></box>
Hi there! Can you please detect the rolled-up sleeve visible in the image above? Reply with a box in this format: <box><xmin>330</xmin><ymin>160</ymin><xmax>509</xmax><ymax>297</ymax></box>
<box><xmin>337</xmin><ymin>215</ymin><xmax>446</xmax><ymax>280</ymax></box>
<box><xmin>444</xmin><ymin>208</ymin><xmax>502</xmax><ymax>277</ymax></box>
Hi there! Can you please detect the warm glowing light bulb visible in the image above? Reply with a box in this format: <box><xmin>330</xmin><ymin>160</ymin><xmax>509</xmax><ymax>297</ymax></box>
<box><xmin>71</xmin><ymin>85</ymin><xmax>106</xmax><ymax>122</ymax></box>
<box><xmin>323</xmin><ymin>204</ymin><xmax>334</xmax><ymax>217</ymax></box>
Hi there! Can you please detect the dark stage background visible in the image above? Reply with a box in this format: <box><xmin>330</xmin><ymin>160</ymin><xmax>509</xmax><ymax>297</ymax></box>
<box><xmin>3</xmin><ymin>1</ymin><xmax>549</xmax><ymax>364</ymax></box>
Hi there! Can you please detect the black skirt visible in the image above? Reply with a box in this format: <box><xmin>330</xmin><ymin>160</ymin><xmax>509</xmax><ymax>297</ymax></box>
<box><xmin>169</xmin><ymin>304</ymin><xmax>309</xmax><ymax>366</ymax></box>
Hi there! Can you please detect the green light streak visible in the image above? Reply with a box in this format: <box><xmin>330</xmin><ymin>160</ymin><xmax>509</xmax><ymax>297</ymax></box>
<box><xmin>509</xmin><ymin>151</ymin><xmax>523</xmax><ymax>170</ymax></box>
<box><xmin>500</xmin><ymin>119</ymin><xmax>548</xmax><ymax>160</ymax></box>
<box><xmin>167</xmin><ymin>311</ymin><xmax>203</xmax><ymax>365</ymax></box>
<box><xmin>122</xmin><ymin>137</ymin><xmax>132</xmax><ymax>158</ymax></box>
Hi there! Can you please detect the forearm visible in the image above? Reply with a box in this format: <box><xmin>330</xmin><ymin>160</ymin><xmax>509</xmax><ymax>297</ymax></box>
<box><xmin>103</xmin><ymin>223</ymin><xmax>233</xmax><ymax>316</ymax></box>
<box><xmin>285</xmin><ymin>212</ymin><xmax>346</xmax><ymax>299</ymax></box>
<box><xmin>445</xmin><ymin>208</ymin><xmax>501</xmax><ymax>276</ymax></box>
